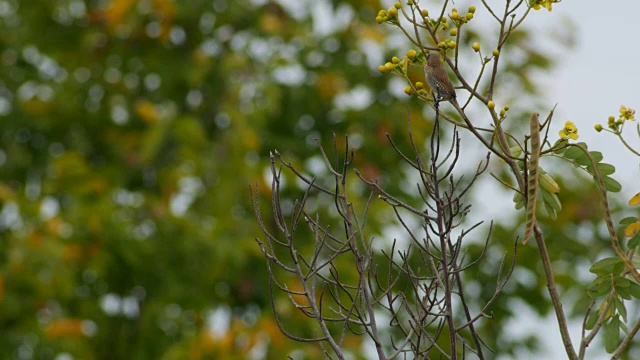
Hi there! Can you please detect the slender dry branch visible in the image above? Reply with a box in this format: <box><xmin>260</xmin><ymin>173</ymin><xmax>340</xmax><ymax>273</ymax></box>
<box><xmin>252</xmin><ymin>110</ymin><xmax>511</xmax><ymax>358</ymax></box>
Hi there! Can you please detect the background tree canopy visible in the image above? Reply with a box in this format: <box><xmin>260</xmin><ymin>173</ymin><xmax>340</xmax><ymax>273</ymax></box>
<box><xmin>0</xmin><ymin>0</ymin><xmax>626</xmax><ymax>358</ymax></box>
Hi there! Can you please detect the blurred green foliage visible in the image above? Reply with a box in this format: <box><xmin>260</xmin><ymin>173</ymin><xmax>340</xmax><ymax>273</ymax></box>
<box><xmin>0</xmin><ymin>0</ymin><xmax>622</xmax><ymax>358</ymax></box>
<box><xmin>0</xmin><ymin>0</ymin><xmax>427</xmax><ymax>357</ymax></box>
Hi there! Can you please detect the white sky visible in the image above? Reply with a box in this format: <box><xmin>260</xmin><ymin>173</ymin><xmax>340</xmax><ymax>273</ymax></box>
<box><xmin>542</xmin><ymin>1</ymin><xmax>640</xmax><ymax>195</ymax></box>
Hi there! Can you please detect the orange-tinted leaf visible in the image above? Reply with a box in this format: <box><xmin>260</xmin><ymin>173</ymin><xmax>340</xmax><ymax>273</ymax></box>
<box><xmin>135</xmin><ymin>100</ymin><xmax>160</xmax><ymax>123</ymax></box>
<box><xmin>624</xmin><ymin>221</ymin><xmax>640</xmax><ymax>238</ymax></box>
<box><xmin>62</xmin><ymin>244</ymin><xmax>84</xmax><ymax>260</ymax></box>
<box><xmin>629</xmin><ymin>192</ymin><xmax>640</xmax><ymax>206</ymax></box>
<box><xmin>45</xmin><ymin>318</ymin><xmax>85</xmax><ymax>338</ymax></box>
<box><xmin>104</xmin><ymin>0</ymin><xmax>136</xmax><ymax>30</ymax></box>
<box><xmin>317</xmin><ymin>72</ymin><xmax>347</xmax><ymax>101</ymax></box>
<box><xmin>27</xmin><ymin>230</ymin><xmax>44</xmax><ymax>248</ymax></box>
<box><xmin>259</xmin><ymin>13</ymin><xmax>285</xmax><ymax>35</ymax></box>
<box><xmin>152</xmin><ymin>0</ymin><xmax>177</xmax><ymax>19</ymax></box>
<box><xmin>45</xmin><ymin>217</ymin><xmax>66</xmax><ymax>236</ymax></box>
<box><xmin>0</xmin><ymin>182</ymin><xmax>15</xmax><ymax>201</ymax></box>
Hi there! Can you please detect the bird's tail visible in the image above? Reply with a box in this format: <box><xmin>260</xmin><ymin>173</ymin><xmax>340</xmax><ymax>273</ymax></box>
<box><xmin>450</xmin><ymin>97</ymin><xmax>470</xmax><ymax>124</ymax></box>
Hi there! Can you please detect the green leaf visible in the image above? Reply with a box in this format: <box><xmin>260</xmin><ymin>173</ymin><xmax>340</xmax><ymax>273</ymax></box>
<box><xmin>575</xmin><ymin>154</ymin><xmax>591</xmax><ymax>166</ymax></box>
<box><xmin>597</xmin><ymin>163</ymin><xmax>616</xmax><ymax>175</ymax></box>
<box><xmin>538</xmin><ymin>197</ymin><xmax>549</xmax><ymax>215</ymax></box>
<box><xmin>590</xmin><ymin>257</ymin><xmax>622</xmax><ymax>273</ymax></box>
<box><xmin>587</xmin><ymin>162</ymin><xmax>616</xmax><ymax>176</ymax></box>
<box><xmin>602</xmin><ymin>176</ymin><xmax>622</xmax><ymax>193</ymax></box>
<box><xmin>513</xmin><ymin>192</ymin><xmax>524</xmax><ymax>210</ymax></box>
<box><xmin>619</xmin><ymin>321</ymin><xmax>630</xmax><ymax>335</ymax></box>
<box><xmin>587</xmin><ymin>278</ymin><xmax>612</xmax><ymax>298</ymax></box>
<box><xmin>585</xmin><ymin>308</ymin><xmax>599</xmax><ymax>330</ymax></box>
<box><xmin>612</xmin><ymin>262</ymin><xmax>626</xmax><ymax>276</ymax></box>
<box><xmin>604</xmin><ymin>317</ymin><xmax>620</xmax><ymax>353</ymax></box>
<box><xmin>564</xmin><ymin>146</ymin><xmax>588</xmax><ymax>164</ymax></box>
<box><xmin>589</xmin><ymin>151</ymin><xmax>603</xmax><ymax>163</ymax></box>
<box><xmin>538</xmin><ymin>196</ymin><xmax>557</xmax><ymax>220</ymax></box>
<box><xmin>552</xmin><ymin>141</ymin><xmax>567</xmax><ymax>154</ymax></box>
<box><xmin>614</xmin><ymin>276</ymin><xmax>631</xmax><ymax>288</ymax></box>
<box><xmin>541</xmin><ymin>190</ymin><xmax>562</xmax><ymax>212</ymax></box>
<box><xmin>598</xmin><ymin>281</ymin><xmax>613</xmax><ymax>297</ymax></box>
<box><xmin>628</xmin><ymin>231</ymin><xmax>640</xmax><ymax>249</ymax></box>
<box><xmin>617</xmin><ymin>286</ymin><xmax>632</xmax><ymax>300</ymax></box>
<box><xmin>590</xmin><ymin>269</ymin><xmax>610</xmax><ymax>278</ymax></box>
<box><xmin>562</xmin><ymin>146</ymin><xmax>583</xmax><ymax>158</ymax></box>
<box><xmin>614</xmin><ymin>297</ymin><xmax>627</xmax><ymax>322</ymax></box>
<box><xmin>628</xmin><ymin>282</ymin><xmax>640</xmax><ymax>299</ymax></box>
<box><xmin>619</xmin><ymin>217</ymin><xmax>640</xmax><ymax>226</ymax></box>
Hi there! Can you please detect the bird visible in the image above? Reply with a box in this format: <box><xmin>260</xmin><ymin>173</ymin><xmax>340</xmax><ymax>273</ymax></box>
<box><xmin>424</xmin><ymin>52</ymin><xmax>458</xmax><ymax>106</ymax></box>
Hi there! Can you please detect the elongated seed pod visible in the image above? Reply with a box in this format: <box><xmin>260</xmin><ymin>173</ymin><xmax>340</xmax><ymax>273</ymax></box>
<box><xmin>523</xmin><ymin>113</ymin><xmax>540</xmax><ymax>245</ymax></box>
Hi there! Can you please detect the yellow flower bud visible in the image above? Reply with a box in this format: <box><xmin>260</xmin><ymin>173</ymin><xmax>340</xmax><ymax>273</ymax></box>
<box><xmin>504</xmin><ymin>105</ymin><xmax>510</xmax><ymax>111</ymax></box>
<box><xmin>594</xmin><ymin>124</ymin><xmax>603</xmax><ymax>132</ymax></box>
<box><xmin>375</xmin><ymin>16</ymin><xmax>384</xmax><ymax>24</ymax></box>
<box><xmin>466</xmin><ymin>13</ymin><xmax>473</xmax><ymax>20</ymax></box>
<box><xmin>406</xmin><ymin>49</ymin><xmax>417</xmax><ymax>60</ymax></box>
<box><xmin>492</xmin><ymin>49</ymin><xmax>500</xmax><ymax>56</ymax></box>
<box><xmin>500</xmin><ymin>109</ymin><xmax>506</xmax><ymax>117</ymax></box>
<box><xmin>448</xmin><ymin>41</ymin><xmax>456</xmax><ymax>49</ymax></box>
<box><xmin>384</xmin><ymin>62</ymin><xmax>394</xmax><ymax>72</ymax></box>
<box><xmin>404</xmin><ymin>86</ymin><xmax>413</xmax><ymax>95</ymax></box>
<box><xmin>421</xmin><ymin>9</ymin><xmax>428</xmax><ymax>17</ymax></box>
<box><xmin>392</xmin><ymin>56</ymin><xmax>400</xmax><ymax>64</ymax></box>
<box><xmin>450</xmin><ymin>29</ymin><xmax>457</xmax><ymax>36</ymax></box>
<box><xmin>394</xmin><ymin>2</ymin><xmax>402</xmax><ymax>9</ymax></box>
<box><xmin>378</xmin><ymin>65</ymin><xmax>386</xmax><ymax>73</ymax></box>
<box><xmin>472</xmin><ymin>42</ymin><xmax>480</xmax><ymax>52</ymax></box>
<box><xmin>416</xmin><ymin>82</ymin><xmax>424</xmax><ymax>90</ymax></box>
<box><xmin>408</xmin><ymin>0</ymin><xmax>414</xmax><ymax>5</ymax></box>
<box><xmin>378</xmin><ymin>10</ymin><xmax>386</xmax><ymax>17</ymax></box>
<box><xmin>451</xmin><ymin>12</ymin><xmax>460</xmax><ymax>20</ymax></box>
<box><xmin>468</xmin><ymin>6</ymin><xmax>476</xmax><ymax>13</ymax></box>
<box><xmin>488</xmin><ymin>101</ymin><xmax>495</xmax><ymax>110</ymax></box>
<box><xmin>608</xmin><ymin>116</ymin><xmax>615</xmax><ymax>123</ymax></box>
<box><xmin>442</xmin><ymin>22</ymin><xmax>449</xmax><ymax>30</ymax></box>
<box><xmin>387</xmin><ymin>8</ymin><xmax>397</xmax><ymax>18</ymax></box>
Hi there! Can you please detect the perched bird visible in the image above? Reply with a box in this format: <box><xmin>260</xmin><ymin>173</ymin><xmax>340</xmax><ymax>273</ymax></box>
<box><xmin>424</xmin><ymin>52</ymin><xmax>458</xmax><ymax>106</ymax></box>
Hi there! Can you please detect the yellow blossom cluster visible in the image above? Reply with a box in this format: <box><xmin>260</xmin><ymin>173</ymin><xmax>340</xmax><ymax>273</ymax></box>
<box><xmin>595</xmin><ymin>105</ymin><xmax>636</xmax><ymax>133</ymax></box>
<box><xmin>531</xmin><ymin>0</ymin><xmax>557</xmax><ymax>12</ymax></box>
<box><xmin>559</xmin><ymin>121</ymin><xmax>579</xmax><ymax>140</ymax></box>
